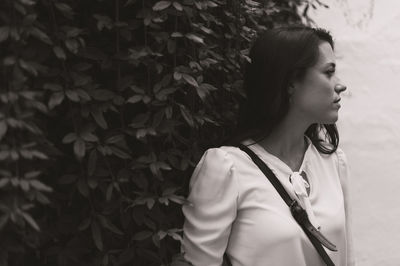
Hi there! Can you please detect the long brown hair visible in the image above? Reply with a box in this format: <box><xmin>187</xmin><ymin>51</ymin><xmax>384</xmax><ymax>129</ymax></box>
<box><xmin>231</xmin><ymin>25</ymin><xmax>338</xmax><ymax>154</ymax></box>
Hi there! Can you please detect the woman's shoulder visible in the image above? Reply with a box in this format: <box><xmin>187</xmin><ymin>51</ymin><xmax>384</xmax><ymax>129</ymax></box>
<box><xmin>188</xmin><ymin>147</ymin><xmax>242</xmax><ymax>199</ymax></box>
<box><xmin>309</xmin><ymin>144</ymin><xmax>349</xmax><ymax>173</ymax></box>
<box><xmin>334</xmin><ymin>146</ymin><xmax>348</xmax><ymax>164</ymax></box>
<box><xmin>334</xmin><ymin>147</ymin><xmax>350</xmax><ymax>179</ymax></box>
<box><xmin>310</xmin><ymin>142</ymin><xmax>348</xmax><ymax>163</ymax></box>
<box><xmin>191</xmin><ymin>146</ymin><xmax>249</xmax><ymax>180</ymax></box>
<box><xmin>192</xmin><ymin>146</ymin><xmax>238</xmax><ymax>176</ymax></box>
<box><xmin>200</xmin><ymin>146</ymin><xmax>246</xmax><ymax>164</ymax></box>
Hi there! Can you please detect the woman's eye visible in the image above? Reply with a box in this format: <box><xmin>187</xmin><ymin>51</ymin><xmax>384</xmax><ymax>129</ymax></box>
<box><xmin>325</xmin><ymin>70</ymin><xmax>335</xmax><ymax>77</ymax></box>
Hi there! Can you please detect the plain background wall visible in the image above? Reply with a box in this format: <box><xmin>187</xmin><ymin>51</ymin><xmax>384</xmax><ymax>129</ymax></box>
<box><xmin>310</xmin><ymin>1</ymin><xmax>400</xmax><ymax>265</ymax></box>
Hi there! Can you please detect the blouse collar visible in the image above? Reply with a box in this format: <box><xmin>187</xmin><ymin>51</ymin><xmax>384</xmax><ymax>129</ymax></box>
<box><xmin>243</xmin><ymin>136</ymin><xmax>313</xmax><ymax>175</ymax></box>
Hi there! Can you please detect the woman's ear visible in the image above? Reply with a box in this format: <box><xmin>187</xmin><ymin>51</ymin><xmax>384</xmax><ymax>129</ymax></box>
<box><xmin>287</xmin><ymin>82</ymin><xmax>297</xmax><ymax>104</ymax></box>
<box><xmin>288</xmin><ymin>82</ymin><xmax>295</xmax><ymax>95</ymax></box>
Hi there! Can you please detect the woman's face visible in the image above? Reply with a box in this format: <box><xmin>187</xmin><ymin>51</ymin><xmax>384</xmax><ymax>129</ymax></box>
<box><xmin>290</xmin><ymin>41</ymin><xmax>345</xmax><ymax>124</ymax></box>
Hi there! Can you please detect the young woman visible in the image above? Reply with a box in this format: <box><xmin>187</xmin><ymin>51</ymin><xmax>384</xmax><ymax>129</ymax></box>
<box><xmin>182</xmin><ymin>26</ymin><xmax>355</xmax><ymax>266</ymax></box>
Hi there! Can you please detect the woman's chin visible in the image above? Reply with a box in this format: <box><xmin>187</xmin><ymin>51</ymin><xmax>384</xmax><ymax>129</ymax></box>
<box><xmin>317</xmin><ymin>114</ymin><xmax>339</xmax><ymax>124</ymax></box>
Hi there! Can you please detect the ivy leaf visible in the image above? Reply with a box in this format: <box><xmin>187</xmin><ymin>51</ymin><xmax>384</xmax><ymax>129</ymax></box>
<box><xmin>31</xmin><ymin>150</ymin><xmax>48</xmax><ymax>160</ymax></box>
<box><xmin>87</xmin><ymin>150</ymin><xmax>97</xmax><ymax>176</ymax></box>
<box><xmin>48</xmin><ymin>91</ymin><xmax>65</xmax><ymax>109</ymax></box>
<box><xmin>185</xmin><ymin>33</ymin><xmax>204</xmax><ymax>44</ymax></box>
<box><xmin>172</xmin><ymin>2</ymin><xmax>183</xmax><ymax>11</ymax></box>
<box><xmin>196</xmin><ymin>87</ymin><xmax>208</xmax><ymax>101</ymax></box>
<box><xmin>20</xmin><ymin>0</ymin><xmax>35</xmax><ymax>5</ymax></box>
<box><xmin>24</xmin><ymin>171</ymin><xmax>41</xmax><ymax>179</ymax></box>
<box><xmin>171</xmin><ymin>32</ymin><xmax>183</xmax><ymax>38</ymax></box>
<box><xmin>44</xmin><ymin>83</ymin><xmax>63</xmax><ymax>92</ymax></box>
<box><xmin>0</xmin><ymin>120</ymin><xmax>7</xmax><ymax>140</ymax></box>
<box><xmin>201</xmin><ymin>83</ymin><xmax>218</xmax><ymax>91</ymax></box>
<box><xmin>78</xmin><ymin>218</ymin><xmax>91</xmax><ymax>231</ymax></box>
<box><xmin>146</xmin><ymin>198</ymin><xmax>155</xmax><ymax>209</ymax></box>
<box><xmin>168</xmin><ymin>195</ymin><xmax>191</xmax><ymax>205</ymax></box>
<box><xmin>93</xmin><ymin>14</ymin><xmax>113</xmax><ymax>31</ymax></box>
<box><xmin>158</xmin><ymin>230</ymin><xmax>167</xmax><ymax>240</ymax></box>
<box><xmin>76</xmin><ymin>89</ymin><xmax>91</xmax><ymax>101</ymax></box>
<box><xmin>65</xmin><ymin>39</ymin><xmax>79</xmax><ymax>54</ymax></box>
<box><xmin>180</xmin><ymin>106</ymin><xmax>195</xmax><ymax>127</ymax></box>
<box><xmin>245</xmin><ymin>0</ymin><xmax>261</xmax><ymax>7</ymax></box>
<box><xmin>36</xmin><ymin>192</ymin><xmax>51</xmax><ymax>204</ymax></box>
<box><xmin>171</xmin><ymin>253</ymin><xmax>193</xmax><ymax>266</ymax></box>
<box><xmin>30</xmin><ymin>27</ymin><xmax>52</xmax><ymax>45</ymax></box>
<box><xmin>58</xmin><ymin>175</ymin><xmax>78</xmax><ymax>185</ymax></box>
<box><xmin>91</xmin><ymin>221</ymin><xmax>103</xmax><ymax>251</ymax></box>
<box><xmin>53</xmin><ymin>46</ymin><xmax>66</xmax><ymax>60</ymax></box>
<box><xmin>3</xmin><ymin>56</ymin><xmax>16</xmax><ymax>66</ymax></box>
<box><xmin>74</xmin><ymin>138</ymin><xmax>86</xmax><ymax>159</ymax></box>
<box><xmin>15</xmin><ymin>3</ymin><xmax>27</xmax><ymax>14</ymax></box>
<box><xmin>0</xmin><ymin>178</ymin><xmax>9</xmax><ymax>188</ymax></box>
<box><xmin>173</xmin><ymin>72</ymin><xmax>182</xmax><ymax>80</ymax></box>
<box><xmin>127</xmin><ymin>95</ymin><xmax>142</xmax><ymax>104</ymax></box>
<box><xmin>105</xmin><ymin>134</ymin><xmax>124</xmax><ymax>144</ymax></box>
<box><xmin>87</xmin><ymin>177</ymin><xmax>98</xmax><ymax>189</ymax></box>
<box><xmin>62</xmin><ymin>133</ymin><xmax>77</xmax><ymax>143</ymax></box>
<box><xmin>0</xmin><ymin>214</ymin><xmax>9</xmax><ymax>230</ymax></box>
<box><xmin>109</xmin><ymin>146</ymin><xmax>131</xmax><ymax>159</ymax></box>
<box><xmin>30</xmin><ymin>180</ymin><xmax>53</xmax><ymax>192</ymax></box>
<box><xmin>19</xmin><ymin>60</ymin><xmax>38</xmax><ymax>76</ymax></box>
<box><xmin>21</xmin><ymin>211</ymin><xmax>40</xmax><ymax>231</ymax></box>
<box><xmin>167</xmin><ymin>39</ymin><xmax>176</xmax><ymax>54</ymax></box>
<box><xmin>207</xmin><ymin>1</ymin><xmax>218</xmax><ymax>8</ymax></box>
<box><xmin>106</xmin><ymin>183</ymin><xmax>113</xmax><ymax>201</ymax></box>
<box><xmin>77</xmin><ymin>178</ymin><xmax>89</xmax><ymax>197</ymax></box>
<box><xmin>162</xmin><ymin>187</ymin><xmax>179</xmax><ymax>196</ymax></box>
<box><xmin>199</xmin><ymin>25</ymin><xmax>213</xmax><ymax>35</ymax></box>
<box><xmin>91</xmin><ymin>89</ymin><xmax>115</xmax><ymax>101</ymax></box>
<box><xmin>0</xmin><ymin>27</ymin><xmax>10</xmax><ymax>43</ymax></box>
<box><xmin>156</xmin><ymin>87</ymin><xmax>176</xmax><ymax>101</ymax></box>
<box><xmin>80</xmin><ymin>132</ymin><xmax>98</xmax><ymax>142</ymax></box>
<box><xmin>98</xmin><ymin>216</ymin><xmax>123</xmax><ymax>235</ymax></box>
<box><xmin>133</xmin><ymin>230</ymin><xmax>153</xmax><ymax>241</ymax></box>
<box><xmin>168</xmin><ymin>231</ymin><xmax>183</xmax><ymax>242</ymax></box>
<box><xmin>153</xmin><ymin>1</ymin><xmax>171</xmax><ymax>11</ymax></box>
<box><xmin>91</xmin><ymin>109</ymin><xmax>108</xmax><ymax>129</ymax></box>
<box><xmin>54</xmin><ymin>3</ymin><xmax>74</xmax><ymax>16</ymax></box>
<box><xmin>182</xmin><ymin>74</ymin><xmax>198</xmax><ymax>87</ymax></box>
<box><xmin>65</xmin><ymin>90</ymin><xmax>80</xmax><ymax>102</ymax></box>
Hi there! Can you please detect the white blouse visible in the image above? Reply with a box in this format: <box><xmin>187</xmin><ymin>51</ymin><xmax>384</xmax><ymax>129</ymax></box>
<box><xmin>182</xmin><ymin>140</ymin><xmax>355</xmax><ymax>266</ymax></box>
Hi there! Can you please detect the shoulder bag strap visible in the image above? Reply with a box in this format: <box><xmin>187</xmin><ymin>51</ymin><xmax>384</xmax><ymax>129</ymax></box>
<box><xmin>236</xmin><ymin>144</ymin><xmax>337</xmax><ymax>266</ymax></box>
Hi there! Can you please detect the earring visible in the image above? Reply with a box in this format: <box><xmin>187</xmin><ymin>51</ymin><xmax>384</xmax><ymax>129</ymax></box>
<box><xmin>289</xmin><ymin>93</ymin><xmax>294</xmax><ymax>104</ymax></box>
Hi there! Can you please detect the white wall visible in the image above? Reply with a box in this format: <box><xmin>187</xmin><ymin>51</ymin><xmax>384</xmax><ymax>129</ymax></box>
<box><xmin>310</xmin><ymin>1</ymin><xmax>400</xmax><ymax>265</ymax></box>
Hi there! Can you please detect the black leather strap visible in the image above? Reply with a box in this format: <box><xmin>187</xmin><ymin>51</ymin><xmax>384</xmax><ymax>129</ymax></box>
<box><xmin>223</xmin><ymin>253</ymin><xmax>232</xmax><ymax>266</ymax></box>
<box><xmin>236</xmin><ymin>144</ymin><xmax>336</xmax><ymax>266</ymax></box>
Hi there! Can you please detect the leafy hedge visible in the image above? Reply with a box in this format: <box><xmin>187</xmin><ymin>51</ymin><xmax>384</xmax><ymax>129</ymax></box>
<box><xmin>0</xmin><ymin>0</ymin><xmax>324</xmax><ymax>265</ymax></box>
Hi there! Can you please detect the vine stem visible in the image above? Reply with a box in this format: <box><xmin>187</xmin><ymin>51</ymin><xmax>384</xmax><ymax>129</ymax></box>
<box><xmin>103</xmin><ymin>154</ymin><xmax>117</xmax><ymax>181</ymax></box>
<box><xmin>48</xmin><ymin>0</ymin><xmax>70</xmax><ymax>82</ymax></box>
<box><xmin>115</xmin><ymin>0</ymin><xmax>126</xmax><ymax>131</ymax></box>
<box><xmin>142</xmin><ymin>0</ymin><xmax>150</xmax><ymax>92</ymax></box>
<box><xmin>115</xmin><ymin>0</ymin><xmax>121</xmax><ymax>84</ymax></box>
<box><xmin>173</xmin><ymin>16</ymin><xmax>177</xmax><ymax>68</ymax></box>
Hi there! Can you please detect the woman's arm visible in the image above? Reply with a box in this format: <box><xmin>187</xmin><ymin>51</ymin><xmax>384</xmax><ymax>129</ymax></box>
<box><xmin>182</xmin><ymin>148</ymin><xmax>238</xmax><ymax>266</ymax></box>
<box><xmin>337</xmin><ymin>148</ymin><xmax>356</xmax><ymax>266</ymax></box>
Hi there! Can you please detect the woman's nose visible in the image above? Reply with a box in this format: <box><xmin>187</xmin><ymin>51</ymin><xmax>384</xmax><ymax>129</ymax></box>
<box><xmin>334</xmin><ymin>84</ymin><xmax>347</xmax><ymax>93</ymax></box>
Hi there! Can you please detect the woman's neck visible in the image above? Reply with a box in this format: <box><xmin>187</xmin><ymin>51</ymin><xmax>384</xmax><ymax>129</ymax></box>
<box><xmin>258</xmin><ymin>114</ymin><xmax>310</xmax><ymax>171</ymax></box>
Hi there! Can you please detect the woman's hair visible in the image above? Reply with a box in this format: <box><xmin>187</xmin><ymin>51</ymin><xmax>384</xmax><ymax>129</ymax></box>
<box><xmin>232</xmin><ymin>25</ymin><xmax>338</xmax><ymax>154</ymax></box>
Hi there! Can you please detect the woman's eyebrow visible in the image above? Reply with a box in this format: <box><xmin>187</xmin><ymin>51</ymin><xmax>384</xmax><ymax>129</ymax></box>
<box><xmin>325</xmin><ymin>62</ymin><xmax>336</xmax><ymax>68</ymax></box>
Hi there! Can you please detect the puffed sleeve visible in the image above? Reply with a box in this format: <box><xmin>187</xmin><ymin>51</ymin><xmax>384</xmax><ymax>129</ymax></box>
<box><xmin>337</xmin><ymin>148</ymin><xmax>356</xmax><ymax>266</ymax></box>
<box><xmin>182</xmin><ymin>148</ymin><xmax>239</xmax><ymax>266</ymax></box>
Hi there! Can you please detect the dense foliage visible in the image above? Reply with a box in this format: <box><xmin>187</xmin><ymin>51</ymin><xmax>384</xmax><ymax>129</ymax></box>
<box><xmin>0</xmin><ymin>0</ymin><xmax>325</xmax><ymax>265</ymax></box>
